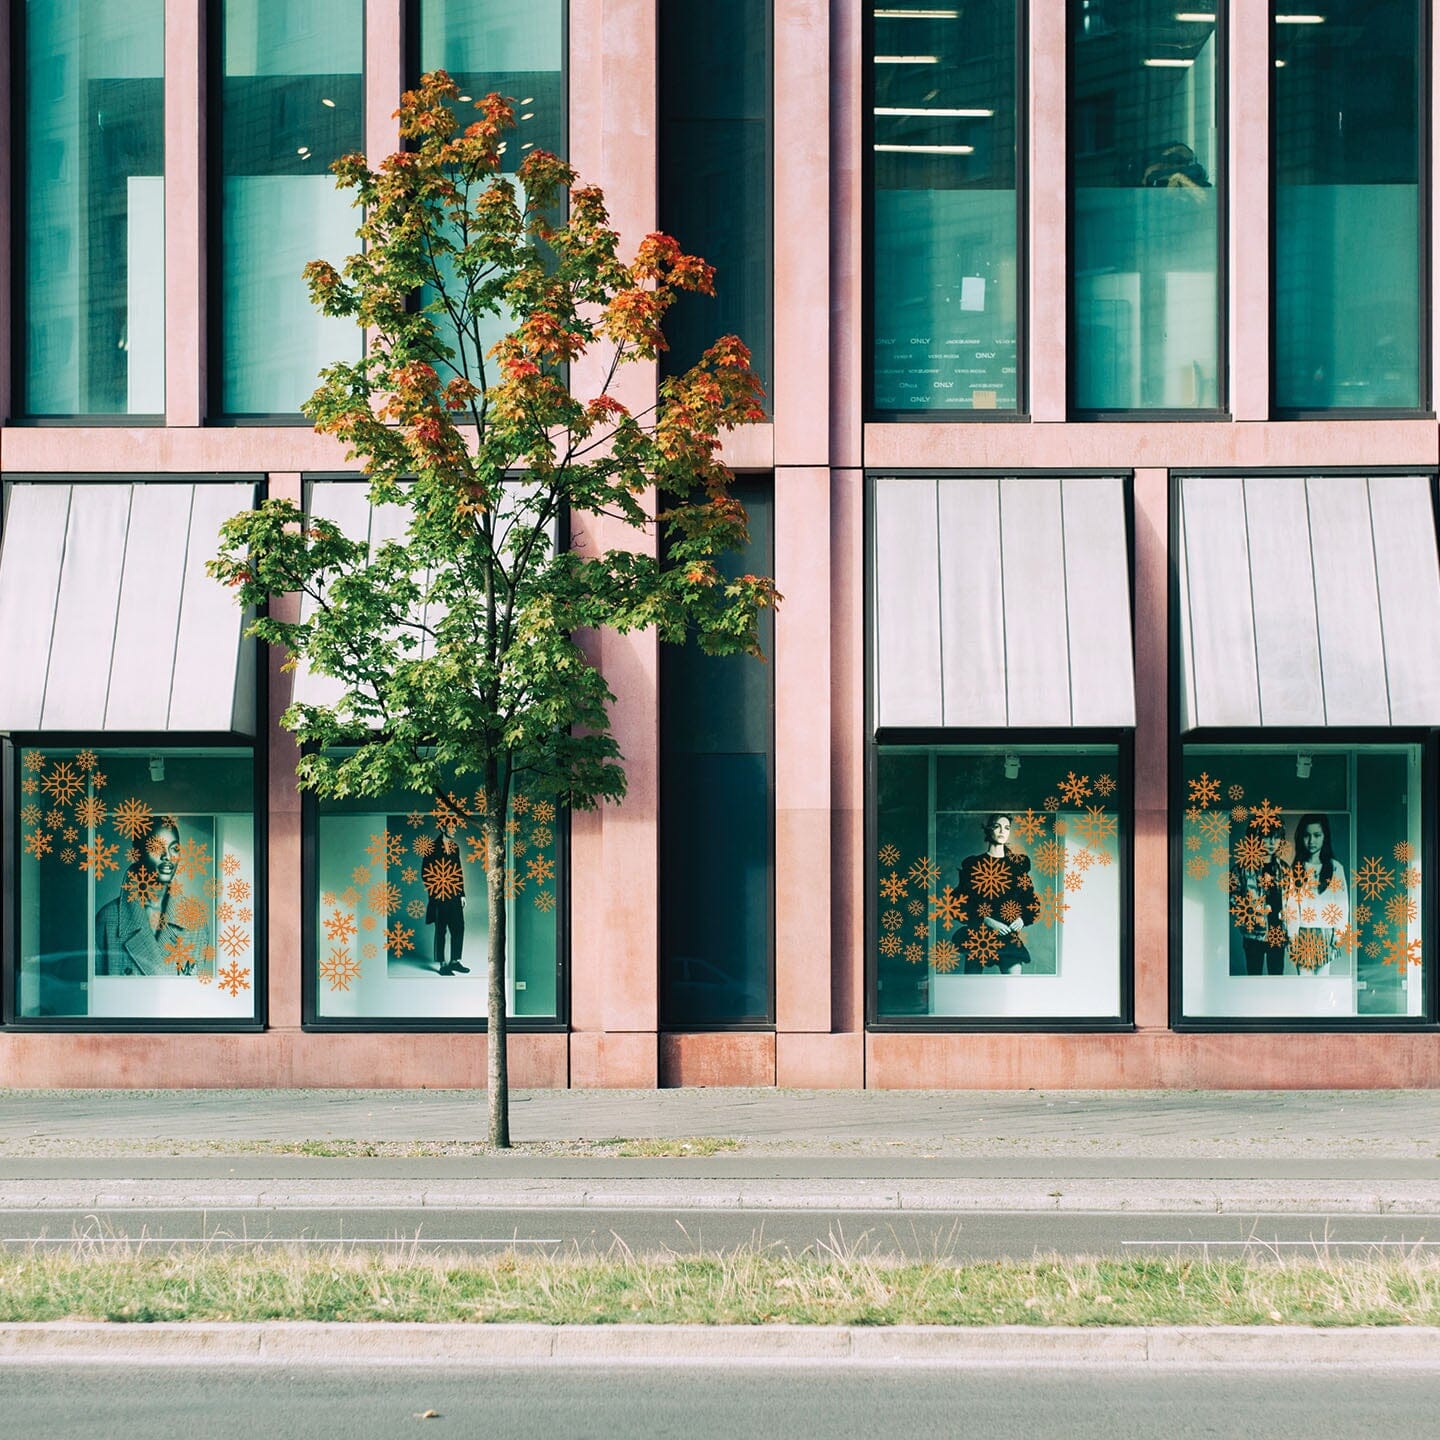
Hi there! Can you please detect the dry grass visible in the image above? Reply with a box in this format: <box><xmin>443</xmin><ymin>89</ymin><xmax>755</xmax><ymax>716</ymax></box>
<box><xmin>4</xmin><ymin>1237</ymin><xmax>1440</xmax><ymax>1327</ymax></box>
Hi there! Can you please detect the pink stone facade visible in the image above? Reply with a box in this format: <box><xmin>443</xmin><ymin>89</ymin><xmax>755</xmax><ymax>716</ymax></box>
<box><xmin>3</xmin><ymin>2</ymin><xmax>1440</xmax><ymax>1089</ymax></box>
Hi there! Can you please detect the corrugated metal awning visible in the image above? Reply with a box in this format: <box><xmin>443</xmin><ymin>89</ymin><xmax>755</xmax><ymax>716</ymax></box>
<box><xmin>872</xmin><ymin>475</ymin><xmax>1136</xmax><ymax>730</ymax></box>
<box><xmin>0</xmin><ymin>482</ymin><xmax>257</xmax><ymax>735</ymax></box>
<box><xmin>1178</xmin><ymin>474</ymin><xmax>1440</xmax><ymax>729</ymax></box>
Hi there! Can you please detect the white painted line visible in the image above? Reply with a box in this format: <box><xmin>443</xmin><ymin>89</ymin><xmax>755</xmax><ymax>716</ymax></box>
<box><xmin>1123</xmin><ymin>1239</ymin><xmax>1440</xmax><ymax>1248</ymax></box>
<box><xmin>0</xmin><ymin>1236</ymin><xmax>563</xmax><ymax>1247</ymax></box>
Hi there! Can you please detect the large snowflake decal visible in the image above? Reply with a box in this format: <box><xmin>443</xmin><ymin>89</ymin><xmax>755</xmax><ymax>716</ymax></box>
<box><xmin>533</xmin><ymin>801</ymin><xmax>556</xmax><ymax>825</ymax></box>
<box><xmin>908</xmin><ymin>856</ymin><xmax>941</xmax><ymax>888</ymax></box>
<box><xmin>423</xmin><ymin>857</ymin><xmax>465</xmax><ymax>901</ymax></box>
<box><xmin>1073</xmin><ymin>806</ymin><xmax>1117</xmax><ymax>848</ymax></box>
<box><xmin>163</xmin><ymin>934</ymin><xmax>196</xmax><ymax>974</ymax></box>
<box><xmin>217</xmin><ymin>962</ymin><xmax>251</xmax><ymax>997</ymax></box>
<box><xmin>465</xmin><ymin>834</ymin><xmax>494</xmax><ymax>872</ymax></box>
<box><xmin>1198</xmin><ymin>812</ymin><xmax>1229</xmax><ymax>844</ymax></box>
<box><xmin>80</xmin><ymin>838</ymin><xmax>119</xmax><ymax>877</ymax></box>
<box><xmin>1230</xmin><ymin>893</ymin><xmax>1268</xmax><ymax>930</ymax></box>
<box><xmin>1248</xmin><ymin>799</ymin><xmax>1283</xmax><ymax>835</ymax></box>
<box><xmin>527</xmin><ymin>855</ymin><xmax>556</xmax><ymax>885</ymax></box>
<box><xmin>1354</xmin><ymin>857</ymin><xmax>1394</xmax><ymax>900</ymax></box>
<box><xmin>217</xmin><ymin>924</ymin><xmax>249</xmax><ymax>958</ymax></box>
<box><xmin>1033</xmin><ymin>839</ymin><xmax>1064</xmax><ymax>875</ymax></box>
<box><xmin>1187</xmin><ymin>772</ymin><xmax>1221</xmax><ymax>808</ymax></box>
<box><xmin>1057</xmin><ymin>772</ymin><xmax>1092</xmax><ymax>806</ymax></box>
<box><xmin>323</xmin><ymin>909</ymin><xmax>357</xmax><ymax>943</ymax></box>
<box><xmin>964</xmin><ymin>928</ymin><xmax>1001</xmax><ymax>967</ymax></box>
<box><xmin>879</xmin><ymin>934</ymin><xmax>902</xmax><ymax>957</ymax></box>
<box><xmin>123</xmin><ymin>869</ymin><xmax>162</xmax><ymax>906</ymax></box>
<box><xmin>23</xmin><ymin>751</ymin><xmax>46</xmax><ymax>774</ymax></box>
<box><xmin>1292</xmin><ymin>931</ymin><xmax>1329</xmax><ymax>971</ymax></box>
<box><xmin>969</xmin><ymin>856</ymin><xmax>1012</xmax><ymax>898</ymax></box>
<box><xmin>173</xmin><ymin>894</ymin><xmax>209</xmax><ymax>931</ymax></box>
<box><xmin>931</xmin><ymin>938</ymin><xmax>961</xmax><ymax>973</ymax></box>
<box><xmin>1384</xmin><ymin>934</ymin><xmax>1423</xmax><ymax>970</ymax></box>
<box><xmin>1232</xmin><ymin>835</ymin><xmax>1267</xmax><ymax>871</ymax></box>
<box><xmin>929</xmin><ymin>886</ymin><xmax>969</xmax><ymax>930</ymax></box>
<box><xmin>412</xmin><ymin>835</ymin><xmax>435</xmax><ymax>859</ymax></box>
<box><xmin>41</xmin><ymin>762</ymin><xmax>82</xmax><ymax>805</ymax></box>
<box><xmin>434</xmin><ymin>794</ymin><xmax>470</xmax><ymax>834</ymax></box>
<box><xmin>1011</xmin><ymin>810</ymin><xmax>1047</xmax><ymax>844</ymax></box>
<box><xmin>23</xmin><ymin>830</ymin><xmax>52</xmax><ymax>860</ymax></box>
<box><xmin>367</xmin><ymin>881</ymin><xmax>401</xmax><ymax>917</ymax></box>
<box><xmin>112</xmin><ymin>798</ymin><xmax>154</xmax><ymax>841</ymax></box>
<box><xmin>1033</xmin><ymin>887</ymin><xmax>1069</xmax><ymax>927</ymax></box>
<box><xmin>879</xmin><ymin>872</ymin><xmax>908</xmax><ymax>903</ymax></box>
<box><xmin>385</xmin><ymin>922</ymin><xmax>415</xmax><ymax>955</ymax></box>
<box><xmin>319</xmin><ymin>949</ymin><xmax>361</xmax><ymax>991</ymax></box>
<box><xmin>1386</xmin><ymin>894</ymin><xmax>1418</xmax><ymax>926</ymax></box>
<box><xmin>74</xmin><ymin>796</ymin><xmax>106</xmax><ymax>829</ymax></box>
<box><xmin>172</xmin><ymin>836</ymin><xmax>210</xmax><ymax>882</ymax></box>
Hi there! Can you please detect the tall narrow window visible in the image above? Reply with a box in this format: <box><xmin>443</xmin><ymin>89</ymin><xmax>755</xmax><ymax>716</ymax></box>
<box><xmin>1069</xmin><ymin>1</ymin><xmax>1222</xmax><ymax>412</ymax></box>
<box><xmin>659</xmin><ymin>0</ymin><xmax>772</xmax><ymax>393</ymax></box>
<box><xmin>660</xmin><ymin>480</ymin><xmax>774</xmax><ymax>1028</ymax></box>
<box><xmin>870</xmin><ymin>1</ymin><xmax>1020</xmax><ymax>414</ymax></box>
<box><xmin>413</xmin><ymin>0</ymin><xmax>566</xmax><ymax>380</ymax></box>
<box><xmin>216</xmin><ymin>0</ymin><xmax>364</xmax><ymax>416</ymax></box>
<box><xmin>1273</xmin><ymin>2</ymin><xmax>1423</xmax><ymax>411</ymax></box>
<box><xmin>21</xmin><ymin>0</ymin><xmax>165</xmax><ymax>416</ymax></box>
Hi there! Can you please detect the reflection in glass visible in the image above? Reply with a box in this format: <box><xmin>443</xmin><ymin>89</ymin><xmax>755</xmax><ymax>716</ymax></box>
<box><xmin>415</xmin><ymin>0</ymin><xmax>565</xmax><ymax>380</ymax></box>
<box><xmin>217</xmin><ymin>0</ymin><xmax>364</xmax><ymax>415</ymax></box>
<box><xmin>1181</xmin><ymin>746</ymin><xmax>1423</xmax><ymax>1019</ymax></box>
<box><xmin>23</xmin><ymin>0</ymin><xmax>165</xmax><ymax>415</ymax></box>
<box><xmin>659</xmin><ymin>0</ymin><xmax>772</xmax><ymax>395</ymax></box>
<box><xmin>1273</xmin><ymin>2</ymin><xmax>1422</xmax><ymax>410</ymax></box>
<box><xmin>870</xmin><ymin>1</ymin><xmax>1019</xmax><ymax>412</ymax></box>
<box><xmin>660</xmin><ymin>482</ymin><xmax>773</xmax><ymax>1027</ymax></box>
<box><xmin>313</xmin><ymin>760</ymin><xmax>560</xmax><ymax>1020</ymax></box>
<box><xmin>1069</xmin><ymin>0</ymin><xmax>1220</xmax><ymax>411</ymax></box>
<box><xmin>874</xmin><ymin>745</ymin><xmax>1124</xmax><ymax>1020</ymax></box>
<box><xmin>16</xmin><ymin>747</ymin><xmax>257</xmax><ymax>1021</ymax></box>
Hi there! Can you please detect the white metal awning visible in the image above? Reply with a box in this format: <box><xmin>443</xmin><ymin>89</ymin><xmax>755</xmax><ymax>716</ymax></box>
<box><xmin>1177</xmin><ymin>474</ymin><xmax>1440</xmax><ymax>729</ymax></box>
<box><xmin>872</xmin><ymin>475</ymin><xmax>1136</xmax><ymax>730</ymax></box>
<box><xmin>0</xmin><ymin>481</ymin><xmax>257</xmax><ymax>734</ymax></box>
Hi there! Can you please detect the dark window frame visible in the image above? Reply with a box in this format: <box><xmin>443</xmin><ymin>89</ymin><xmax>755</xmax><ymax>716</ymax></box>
<box><xmin>1268</xmin><ymin>0</ymin><xmax>1433</xmax><ymax>420</ymax></box>
<box><xmin>863</xmin><ymin>0</ymin><xmax>1031</xmax><ymax>422</ymax></box>
<box><xmin>1066</xmin><ymin>0</ymin><xmax>1230</xmax><ymax>420</ymax></box>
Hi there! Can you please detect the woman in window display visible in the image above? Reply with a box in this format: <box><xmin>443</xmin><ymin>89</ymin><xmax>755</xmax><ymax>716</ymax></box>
<box><xmin>959</xmin><ymin>813</ymin><xmax>1041</xmax><ymax>975</ymax></box>
<box><xmin>95</xmin><ymin>818</ymin><xmax>210</xmax><ymax>976</ymax></box>
<box><xmin>1284</xmin><ymin>813</ymin><xmax>1349</xmax><ymax>975</ymax></box>
<box><xmin>1231</xmin><ymin>818</ymin><xmax>1289</xmax><ymax>976</ymax></box>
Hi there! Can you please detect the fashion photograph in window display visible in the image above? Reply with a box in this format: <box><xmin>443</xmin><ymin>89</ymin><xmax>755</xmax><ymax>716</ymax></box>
<box><xmin>873</xmin><ymin>747</ymin><xmax>1125</xmax><ymax>1020</ymax></box>
<box><xmin>15</xmin><ymin>747</ymin><xmax>257</xmax><ymax>1020</ymax></box>
<box><xmin>1180</xmin><ymin>750</ymin><xmax>1421</xmax><ymax>1020</ymax></box>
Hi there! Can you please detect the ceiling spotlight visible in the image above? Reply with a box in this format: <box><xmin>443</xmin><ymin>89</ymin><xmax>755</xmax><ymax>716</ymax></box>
<box><xmin>320</xmin><ymin>96</ymin><xmax>336</xmax><ymax>107</ymax></box>
<box><xmin>1004</xmin><ymin>753</ymin><xmax>1021</xmax><ymax>780</ymax></box>
<box><xmin>1296</xmin><ymin>753</ymin><xmax>1313</xmax><ymax>780</ymax></box>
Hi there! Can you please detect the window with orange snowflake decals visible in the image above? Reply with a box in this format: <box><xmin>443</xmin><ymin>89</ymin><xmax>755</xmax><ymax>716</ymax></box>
<box><xmin>15</xmin><ymin>746</ymin><xmax>257</xmax><ymax>1023</ymax></box>
<box><xmin>875</xmin><ymin>743</ymin><xmax>1126</xmax><ymax>1021</ymax></box>
<box><xmin>1181</xmin><ymin>744</ymin><xmax>1423</xmax><ymax>1021</ymax></box>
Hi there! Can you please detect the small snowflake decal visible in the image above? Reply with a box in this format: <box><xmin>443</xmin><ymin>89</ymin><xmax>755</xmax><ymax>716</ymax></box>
<box><xmin>323</xmin><ymin>910</ymin><xmax>357</xmax><ymax>943</ymax></box>
<box><xmin>879</xmin><ymin>872</ymin><xmax>908</xmax><ymax>902</ymax></box>
<box><xmin>964</xmin><ymin>928</ymin><xmax>1001</xmax><ymax>967</ymax></box>
<box><xmin>1354</xmin><ymin>857</ymin><xmax>1394</xmax><ymax>900</ymax></box>
<box><xmin>217</xmin><ymin>924</ymin><xmax>249</xmax><ymax>958</ymax></box>
<box><xmin>423</xmin><ymin>857</ymin><xmax>465</xmax><ymax>901</ymax></box>
<box><xmin>1187</xmin><ymin>772</ymin><xmax>1220</xmax><ymax>808</ymax></box>
<box><xmin>74</xmin><ymin>795</ymin><xmax>106</xmax><ymax>829</ymax></box>
<box><xmin>879</xmin><ymin>934</ymin><xmax>902</xmax><ymax>957</ymax></box>
<box><xmin>42</xmin><ymin>762</ymin><xmax>82</xmax><ymax>805</ymax></box>
<box><xmin>931</xmin><ymin>939</ymin><xmax>961</xmax><ymax>973</ymax></box>
<box><xmin>929</xmin><ymin>886</ymin><xmax>969</xmax><ymax>930</ymax></box>
<box><xmin>534</xmin><ymin>890</ymin><xmax>557</xmax><ymax>913</ymax></box>
<box><xmin>1248</xmin><ymin>799</ymin><xmax>1283</xmax><ymax>835</ymax></box>
<box><xmin>1094</xmin><ymin>774</ymin><xmax>1117</xmax><ymax>798</ymax></box>
<box><xmin>1232</xmin><ymin>835</ymin><xmax>1266</xmax><ymax>870</ymax></box>
<box><xmin>217</xmin><ymin>962</ymin><xmax>251</xmax><ymax>997</ymax></box>
<box><xmin>80</xmin><ymin>837</ymin><xmax>119</xmax><ymax>877</ymax></box>
<box><xmin>385</xmin><ymin>922</ymin><xmax>415</xmax><ymax>955</ymax></box>
<box><xmin>1057</xmin><ymin>772</ymin><xmax>1092</xmax><ymax>806</ymax></box>
<box><xmin>1011</xmin><ymin>810</ymin><xmax>1047</xmax><ymax>844</ymax></box>
<box><xmin>908</xmin><ymin>856</ymin><xmax>941</xmax><ymax>888</ymax></box>
<box><xmin>969</xmin><ymin>856</ymin><xmax>1012</xmax><ymax>898</ymax></box>
<box><xmin>23</xmin><ymin>830</ymin><xmax>52</xmax><ymax>860</ymax></box>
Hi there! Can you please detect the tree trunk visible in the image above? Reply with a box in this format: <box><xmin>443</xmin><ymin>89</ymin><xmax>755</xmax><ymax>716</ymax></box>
<box><xmin>485</xmin><ymin>805</ymin><xmax>510</xmax><ymax>1147</ymax></box>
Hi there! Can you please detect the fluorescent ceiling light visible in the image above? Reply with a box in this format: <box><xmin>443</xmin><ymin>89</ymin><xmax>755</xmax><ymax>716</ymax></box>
<box><xmin>1275</xmin><ymin>58</ymin><xmax>1287</xmax><ymax>66</ymax></box>
<box><xmin>874</xmin><ymin>54</ymin><xmax>940</xmax><ymax>63</ymax></box>
<box><xmin>874</xmin><ymin>143</ymin><xmax>974</xmax><ymax>154</ymax></box>
<box><xmin>874</xmin><ymin>8</ymin><xmax>960</xmax><ymax>16</ymax></box>
<box><xmin>873</xmin><ymin>106</ymin><xmax>995</xmax><ymax>117</ymax></box>
<box><xmin>1174</xmin><ymin>10</ymin><xmax>1215</xmax><ymax>19</ymax></box>
<box><xmin>1274</xmin><ymin>12</ymin><xmax>1325</xmax><ymax>21</ymax></box>
<box><xmin>1143</xmin><ymin>57</ymin><xmax>1195</xmax><ymax>66</ymax></box>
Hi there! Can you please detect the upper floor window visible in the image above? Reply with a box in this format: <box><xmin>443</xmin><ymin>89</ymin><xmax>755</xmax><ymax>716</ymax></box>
<box><xmin>869</xmin><ymin>1</ymin><xmax>1021</xmax><ymax>415</ymax></box>
<box><xmin>1272</xmin><ymin>1</ymin><xmax>1424</xmax><ymax>412</ymax></box>
<box><xmin>1069</xmin><ymin>0</ymin><xmax>1222</xmax><ymax>412</ymax></box>
<box><xmin>19</xmin><ymin>0</ymin><xmax>165</xmax><ymax>417</ymax></box>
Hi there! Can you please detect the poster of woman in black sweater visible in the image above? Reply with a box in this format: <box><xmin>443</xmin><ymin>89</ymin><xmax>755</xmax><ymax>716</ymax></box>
<box><xmin>959</xmin><ymin>814</ymin><xmax>1041</xmax><ymax>975</ymax></box>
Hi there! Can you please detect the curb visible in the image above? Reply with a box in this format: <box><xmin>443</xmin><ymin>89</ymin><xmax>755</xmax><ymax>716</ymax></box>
<box><xmin>2</xmin><ymin>1322</ymin><xmax>1440</xmax><ymax>1367</ymax></box>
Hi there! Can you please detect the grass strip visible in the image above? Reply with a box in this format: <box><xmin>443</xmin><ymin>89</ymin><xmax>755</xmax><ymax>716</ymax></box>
<box><xmin>4</xmin><ymin>1248</ymin><xmax>1440</xmax><ymax>1327</ymax></box>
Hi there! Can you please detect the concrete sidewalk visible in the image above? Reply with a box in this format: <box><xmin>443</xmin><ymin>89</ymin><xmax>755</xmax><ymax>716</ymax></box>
<box><xmin>2</xmin><ymin>1088</ymin><xmax>1439</xmax><ymax>1213</ymax></box>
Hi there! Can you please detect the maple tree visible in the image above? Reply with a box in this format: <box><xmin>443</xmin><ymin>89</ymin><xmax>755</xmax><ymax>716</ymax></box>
<box><xmin>211</xmin><ymin>73</ymin><xmax>775</xmax><ymax>1145</ymax></box>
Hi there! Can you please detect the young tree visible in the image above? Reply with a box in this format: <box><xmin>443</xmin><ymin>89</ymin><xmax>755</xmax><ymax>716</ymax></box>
<box><xmin>210</xmin><ymin>73</ymin><xmax>775</xmax><ymax>1146</ymax></box>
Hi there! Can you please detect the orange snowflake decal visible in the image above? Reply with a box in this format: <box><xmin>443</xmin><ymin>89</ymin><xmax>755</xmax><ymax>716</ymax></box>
<box><xmin>1394</xmin><ymin>841</ymin><xmax>1416</xmax><ymax>864</ymax></box>
<box><xmin>216</xmin><ymin>901</ymin><xmax>235</xmax><ymax>924</ymax></box>
<box><xmin>908</xmin><ymin>857</ymin><xmax>941</xmax><ymax>888</ymax></box>
<box><xmin>466</xmin><ymin>833</ymin><xmax>494</xmax><ymax>872</ymax></box>
<box><xmin>20</xmin><ymin>779</ymin><xmax>37</xmax><ymax>796</ymax></box>
<box><xmin>1267</xmin><ymin>925</ymin><xmax>1287</xmax><ymax>948</ymax></box>
<box><xmin>112</xmin><ymin>798</ymin><xmax>153</xmax><ymax>840</ymax></box>
<box><xmin>533</xmin><ymin>801</ymin><xmax>556</xmax><ymax>824</ymax></box>
<box><xmin>531</xmin><ymin>825</ymin><xmax>554</xmax><ymax>848</ymax></box>
<box><xmin>163</xmin><ymin>934</ymin><xmax>196</xmax><ymax>974</ymax></box>
<box><xmin>323</xmin><ymin>910</ymin><xmax>357</xmax><ymax>943</ymax></box>
<box><xmin>1233</xmin><ymin>835</ymin><xmax>1267</xmax><ymax>870</ymax></box>
<box><xmin>534</xmin><ymin>890</ymin><xmax>557</xmax><ymax>913</ymax></box>
<box><xmin>412</xmin><ymin>836</ymin><xmax>435</xmax><ymax>859</ymax></box>
<box><xmin>1248</xmin><ymin>799</ymin><xmax>1283</xmax><ymax>835</ymax></box>
<box><xmin>74</xmin><ymin>796</ymin><xmax>106</xmax><ymax>829</ymax></box>
<box><xmin>527</xmin><ymin>855</ymin><xmax>555</xmax><ymax>885</ymax></box>
<box><xmin>1094</xmin><ymin>774</ymin><xmax>1117</xmax><ymax>798</ymax></box>
<box><xmin>964</xmin><ymin>928</ymin><xmax>1001</xmax><ymax>967</ymax></box>
<box><xmin>80</xmin><ymin>838</ymin><xmax>119</xmax><ymax>877</ymax></box>
<box><xmin>228</xmin><ymin>877</ymin><xmax>252</xmax><ymax>902</ymax></box>
<box><xmin>1057</xmin><ymin>772</ymin><xmax>1092</xmax><ymax>806</ymax></box>
<box><xmin>1073</xmin><ymin>806</ymin><xmax>1117</xmax><ymax>847</ymax></box>
<box><xmin>366</xmin><ymin>832</ymin><xmax>406</xmax><ymax>866</ymax></box>
<box><xmin>351</xmin><ymin>865</ymin><xmax>373</xmax><ymax>885</ymax></box>
<box><xmin>1197</xmin><ymin>812</ymin><xmax>1229</xmax><ymax>843</ymax></box>
<box><xmin>1230</xmin><ymin>805</ymin><xmax>1248</xmax><ymax>824</ymax></box>
<box><xmin>1033</xmin><ymin>887</ymin><xmax>1069</xmax><ymax>927</ymax></box>
<box><xmin>879</xmin><ymin>872</ymin><xmax>907</xmax><ymax>902</ymax></box>
<box><xmin>903</xmin><ymin>942</ymin><xmax>924</xmax><ymax>964</ymax></box>
<box><xmin>999</xmin><ymin>900</ymin><xmax>1022</xmax><ymax>924</ymax></box>
<box><xmin>1292</xmin><ymin>931</ymin><xmax>1328</xmax><ymax>971</ymax></box>
<box><xmin>19</xmin><ymin>803</ymin><xmax>41</xmax><ymax>827</ymax></box>
<box><xmin>878</xmin><ymin>844</ymin><xmax>901</xmax><ymax>868</ymax></box>
<box><xmin>1187</xmin><ymin>772</ymin><xmax>1220</xmax><ymax>807</ymax></box>
<box><xmin>1230</xmin><ymin>893</ymin><xmax>1268</xmax><ymax>930</ymax></box>
<box><xmin>217</xmin><ymin>924</ymin><xmax>249</xmax><ymax>958</ymax></box>
<box><xmin>41</xmin><ymin>762</ymin><xmax>82</xmax><ymax>805</ymax></box>
<box><xmin>406</xmin><ymin>811</ymin><xmax>426</xmax><ymax>830</ymax></box>
<box><xmin>969</xmin><ymin>856</ymin><xmax>1012</xmax><ymax>898</ymax></box>
<box><xmin>423</xmin><ymin>857</ymin><xmax>465</xmax><ymax>901</ymax></box>
<box><xmin>321</xmin><ymin>948</ymin><xmax>361</xmax><ymax>990</ymax></box>
<box><xmin>361</xmin><ymin>913</ymin><xmax>377</xmax><ymax>932</ymax></box>
<box><xmin>929</xmin><ymin>886</ymin><xmax>969</xmax><ymax>931</ymax></box>
<box><xmin>1042</xmin><ymin>796</ymin><xmax>1060</xmax><ymax>812</ymax></box>
<box><xmin>170</xmin><ymin>837</ymin><xmax>209</xmax><ymax>882</ymax></box>
<box><xmin>367</xmin><ymin>881</ymin><xmax>401</xmax><ymax>917</ymax></box>
<box><xmin>221</xmin><ymin>853</ymin><xmax>242</xmax><ymax>877</ymax></box>
<box><xmin>931</xmin><ymin>938</ymin><xmax>961</xmax><ymax>973</ymax></box>
<box><xmin>1033</xmin><ymin>839</ymin><xmax>1064</xmax><ymax>875</ymax></box>
<box><xmin>385</xmin><ymin>922</ymin><xmax>415</xmax><ymax>955</ymax></box>
<box><xmin>407</xmin><ymin>898</ymin><xmax>427</xmax><ymax>920</ymax></box>
<box><xmin>1384</xmin><ymin>934</ymin><xmax>1423</xmax><ymax>970</ymax></box>
<box><xmin>1385</xmin><ymin>894</ymin><xmax>1418</xmax><ymax>926</ymax></box>
<box><xmin>59</xmin><ymin>848</ymin><xmax>75</xmax><ymax>865</ymax></box>
<box><xmin>23</xmin><ymin>751</ymin><xmax>46</xmax><ymax>773</ymax></box>
<box><xmin>1227</xmin><ymin>784</ymin><xmax>1244</xmax><ymax>802</ymax></box>
<box><xmin>173</xmin><ymin>894</ymin><xmax>209</xmax><ymax>931</ymax></box>
<box><xmin>401</xmin><ymin>866</ymin><xmax>418</xmax><ymax>885</ymax></box>
<box><xmin>881</xmin><ymin>909</ymin><xmax>903</xmax><ymax>933</ymax></box>
<box><xmin>1354</xmin><ymin>857</ymin><xmax>1394</xmax><ymax>900</ymax></box>
<box><xmin>879</xmin><ymin>934</ymin><xmax>902</xmax><ymax>957</ymax></box>
<box><xmin>503</xmin><ymin>872</ymin><xmax>526</xmax><ymax>900</ymax></box>
<box><xmin>123</xmin><ymin>869</ymin><xmax>161</xmax><ymax>906</ymax></box>
<box><xmin>217</xmin><ymin>962</ymin><xmax>251</xmax><ymax>997</ymax></box>
<box><xmin>23</xmin><ymin>830</ymin><xmax>52</xmax><ymax>860</ymax></box>
<box><xmin>1009</xmin><ymin>811</ymin><xmax>1046</xmax><ymax>845</ymax></box>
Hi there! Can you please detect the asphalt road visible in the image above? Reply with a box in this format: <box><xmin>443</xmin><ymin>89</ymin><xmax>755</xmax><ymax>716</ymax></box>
<box><xmin>2</xmin><ymin>1363</ymin><xmax>1439</xmax><ymax>1439</ymax></box>
<box><xmin>6</xmin><ymin>1206</ymin><xmax>1440</xmax><ymax>1259</ymax></box>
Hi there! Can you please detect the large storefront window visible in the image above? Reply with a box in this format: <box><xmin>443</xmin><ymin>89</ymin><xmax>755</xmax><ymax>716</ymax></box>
<box><xmin>216</xmin><ymin>0</ymin><xmax>364</xmax><ymax>415</ymax></box>
<box><xmin>311</xmin><ymin>761</ymin><xmax>560</xmax><ymax>1022</ymax></box>
<box><xmin>1070</xmin><ymin>0</ymin><xmax>1221</xmax><ymax>411</ymax></box>
<box><xmin>1180</xmin><ymin>744</ymin><xmax>1424</xmax><ymax>1020</ymax></box>
<box><xmin>1272</xmin><ymin>1</ymin><xmax>1422</xmax><ymax>411</ymax></box>
<box><xmin>870</xmin><ymin>1</ymin><xmax>1020</xmax><ymax>413</ymax></box>
<box><xmin>15</xmin><ymin>746</ymin><xmax>257</xmax><ymax>1022</ymax></box>
<box><xmin>21</xmin><ymin>0</ymin><xmax>165</xmax><ymax>416</ymax></box>
<box><xmin>874</xmin><ymin>743</ymin><xmax>1125</xmax><ymax>1021</ymax></box>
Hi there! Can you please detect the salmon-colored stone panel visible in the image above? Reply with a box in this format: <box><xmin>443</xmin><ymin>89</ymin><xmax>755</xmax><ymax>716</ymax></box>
<box><xmin>777</xmin><ymin>1031</ymin><xmax>864</xmax><ymax>1089</ymax></box>
<box><xmin>661</xmin><ymin>1032</ymin><xmax>776</xmax><ymax>1088</ymax></box>
<box><xmin>570</xmin><ymin>1031</ymin><xmax>659</xmax><ymax>1089</ymax></box>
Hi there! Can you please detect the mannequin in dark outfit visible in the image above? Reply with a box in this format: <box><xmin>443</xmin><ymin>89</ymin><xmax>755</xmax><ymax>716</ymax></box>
<box><xmin>422</xmin><ymin>833</ymin><xmax>469</xmax><ymax>975</ymax></box>
<box><xmin>959</xmin><ymin>813</ymin><xmax>1041</xmax><ymax>976</ymax></box>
